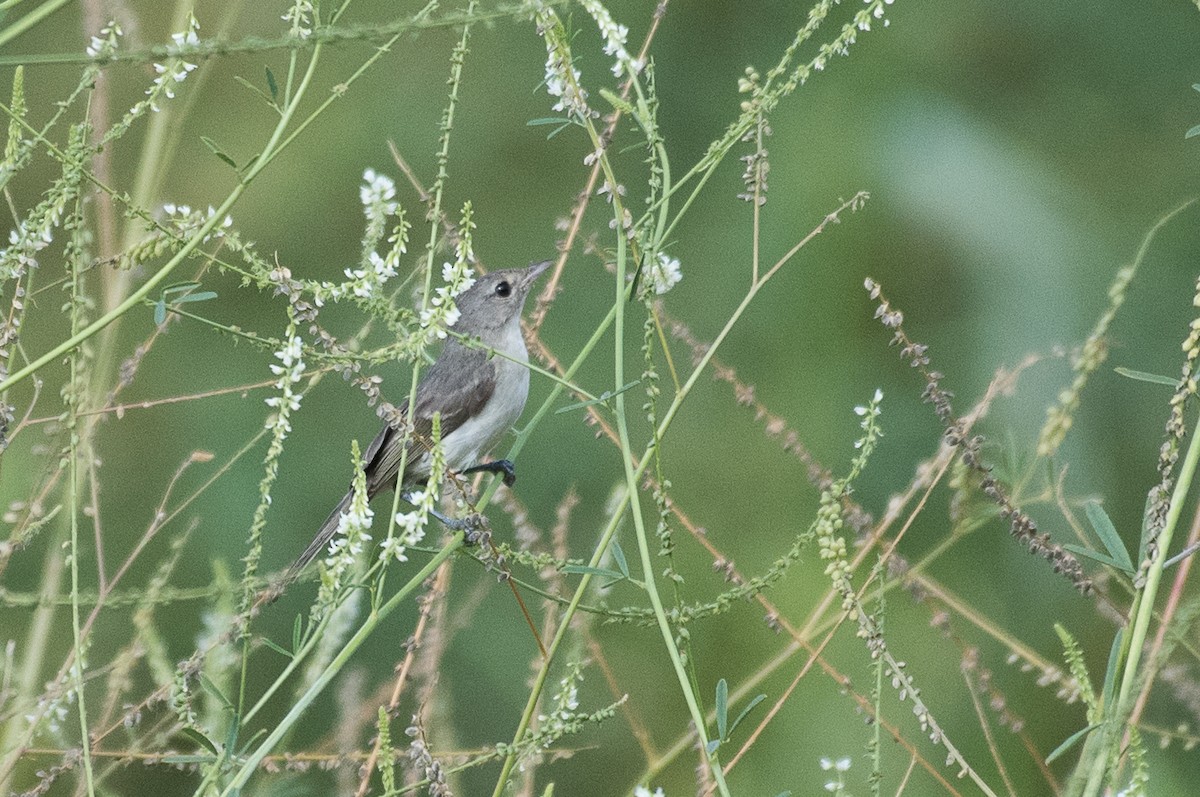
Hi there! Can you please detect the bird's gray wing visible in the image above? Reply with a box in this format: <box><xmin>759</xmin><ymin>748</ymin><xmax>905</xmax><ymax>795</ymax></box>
<box><xmin>363</xmin><ymin>344</ymin><xmax>496</xmax><ymax>496</ymax></box>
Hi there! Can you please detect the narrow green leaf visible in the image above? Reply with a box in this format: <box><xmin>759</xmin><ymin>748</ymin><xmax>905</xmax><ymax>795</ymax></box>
<box><xmin>1187</xmin><ymin>124</ymin><xmax>1200</xmax><ymax>140</ymax></box>
<box><xmin>556</xmin><ymin>382</ymin><xmax>641</xmax><ymax>414</ymax></box>
<box><xmin>293</xmin><ymin>614</ymin><xmax>303</xmax><ymax>653</ymax></box>
<box><xmin>265</xmin><ymin>66</ymin><xmax>279</xmax><ymax>100</ymax></box>
<box><xmin>562</xmin><ymin>564</ymin><xmax>624</xmax><ymax>579</ymax></box>
<box><xmin>198</xmin><ymin>673</ymin><xmax>234</xmax><ymax>710</ymax></box>
<box><xmin>260</xmin><ymin>637</ymin><xmax>294</xmax><ymax>659</ymax></box>
<box><xmin>1062</xmin><ymin>543</ymin><xmax>1125</xmax><ymax>573</ymax></box>
<box><xmin>178</xmin><ymin>727</ymin><xmax>220</xmax><ymax>757</ymax></box>
<box><xmin>1114</xmin><ymin>367</ymin><xmax>1177</xmax><ymax>387</ymax></box>
<box><xmin>1100</xmin><ymin>628</ymin><xmax>1124</xmax><ymax>711</ymax></box>
<box><xmin>526</xmin><ymin>117</ymin><xmax>571</xmax><ymax>126</ymax></box>
<box><xmin>162</xmin><ymin>754</ymin><xmax>217</xmax><ymax>765</ymax></box>
<box><xmin>1046</xmin><ymin>723</ymin><xmax>1099</xmax><ymax>764</ymax></box>
<box><xmin>162</xmin><ymin>282</ymin><xmax>201</xmax><ymax>295</ymax></box>
<box><xmin>200</xmin><ymin>135</ymin><xmax>237</xmax><ymax>169</ymax></box>
<box><xmin>153</xmin><ymin>300</ymin><xmax>166</xmax><ymax>325</ymax></box>
<box><xmin>610</xmin><ymin>539</ymin><xmax>629</xmax><ymax>578</ymax></box>
<box><xmin>715</xmin><ymin>678</ymin><xmax>729</xmax><ymax>740</ymax></box>
<box><xmin>1084</xmin><ymin>501</ymin><xmax>1133</xmax><ymax>572</ymax></box>
<box><xmin>728</xmin><ymin>693</ymin><xmax>767</xmax><ymax>737</ymax></box>
<box><xmin>174</xmin><ymin>290</ymin><xmax>218</xmax><ymax>304</ymax></box>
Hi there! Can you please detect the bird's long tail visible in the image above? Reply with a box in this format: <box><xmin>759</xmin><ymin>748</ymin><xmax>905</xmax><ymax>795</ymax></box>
<box><xmin>255</xmin><ymin>491</ymin><xmax>352</xmax><ymax>607</ymax></box>
<box><xmin>290</xmin><ymin>490</ymin><xmax>353</xmax><ymax>580</ymax></box>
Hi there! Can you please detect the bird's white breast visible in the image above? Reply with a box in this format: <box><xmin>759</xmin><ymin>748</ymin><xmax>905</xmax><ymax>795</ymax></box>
<box><xmin>440</xmin><ymin>319</ymin><xmax>530</xmax><ymax>470</ymax></box>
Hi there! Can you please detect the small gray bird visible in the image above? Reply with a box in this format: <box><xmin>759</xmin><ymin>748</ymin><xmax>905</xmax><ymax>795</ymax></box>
<box><xmin>289</xmin><ymin>260</ymin><xmax>551</xmax><ymax>576</ymax></box>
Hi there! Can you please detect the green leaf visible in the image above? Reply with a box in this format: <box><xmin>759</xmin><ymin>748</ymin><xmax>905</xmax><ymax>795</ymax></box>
<box><xmin>610</xmin><ymin>539</ymin><xmax>629</xmax><ymax>578</ymax></box>
<box><xmin>153</xmin><ymin>299</ymin><xmax>166</xmax><ymax>325</ymax></box>
<box><xmin>715</xmin><ymin>678</ymin><xmax>729</xmax><ymax>740</ymax></box>
<box><xmin>265</xmin><ymin>66</ymin><xmax>279</xmax><ymax>100</ymax></box>
<box><xmin>1063</xmin><ymin>543</ymin><xmax>1126</xmax><ymax>573</ymax></box>
<box><xmin>556</xmin><ymin>382</ymin><xmax>641</xmax><ymax>414</ymax></box>
<box><xmin>293</xmin><ymin>614</ymin><xmax>303</xmax><ymax>653</ymax></box>
<box><xmin>728</xmin><ymin>693</ymin><xmax>767</xmax><ymax>738</ymax></box>
<box><xmin>198</xmin><ymin>674</ymin><xmax>234</xmax><ymax>711</ymax></box>
<box><xmin>1046</xmin><ymin>723</ymin><xmax>1100</xmax><ymax>764</ymax></box>
<box><xmin>1114</xmin><ymin>367</ymin><xmax>1177</xmax><ymax>387</ymax></box>
<box><xmin>705</xmin><ymin>738</ymin><xmax>721</xmax><ymax>755</ymax></box>
<box><xmin>162</xmin><ymin>281</ymin><xmax>201</xmax><ymax>295</ymax></box>
<box><xmin>161</xmin><ymin>754</ymin><xmax>218</xmax><ymax>765</ymax></box>
<box><xmin>1187</xmin><ymin>123</ymin><xmax>1200</xmax><ymax>140</ymax></box>
<box><xmin>178</xmin><ymin>726</ymin><xmax>220</xmax><ymax>757</ymax></box>
<box><xmin>1083</xmin><ymin>501</ymin><xmax>1133</xmax><ymax>573</ymax></box>
<box><xmin>174</xmin><ymin>290</ymin><xmax>218</xmax><ymax>305</ymax></box>
<box><xmin>562</xmin><ymin>564</ymin><xmax>624</xmax><ymax>579</ymax></box>
<box><xmin>1100</xmin><ymin>628</ymin><xmax>1124</xmax><ymax>712</ymax></box>
<box><xmin>260</xmin><ymin>637</ymin><xmax>294</xmax><ymax>659</ymax></box>
<box><xmin>199</xmin><ymin>135</ymin><xmax>237</xmax><ymax>169</ymax></box>
<box><xmin>526</xmin><ymin>117</ymin><xmax>574</xmax><ymax>139</ymax></box>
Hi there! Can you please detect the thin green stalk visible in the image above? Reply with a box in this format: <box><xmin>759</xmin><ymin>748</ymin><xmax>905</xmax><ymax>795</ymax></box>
<box><xmin>0</xmin><ymin>30</ymin><xmax>323</xmax><ymax>394</ymax></box>
<box><xmin>490</xmin><ymin>193</ymin><xmax>861</xmax><ymax>793</ymax></box>
<box><xmin>219</xmin><ymin>538</ymin><xmax>462</xmax><ymax>794</ymax></box>
<box><xmin>1080</xmin><ymin>409</ymin><xmax>1200</xmax><ymax>796</ymax></box>
<box><xmin>610</xmin><ymin>224</ymin><xmax>731</xmax><ymax>794</ymax></box>
<box><xmin>0</xmin><ymin>0</ymin><xmax>72</xmax><ymax>50</ymax></box>
<box><xmin>67</xmin><ymin>177</ymin><xmax>96</xmax><ymax>797</ymax></box>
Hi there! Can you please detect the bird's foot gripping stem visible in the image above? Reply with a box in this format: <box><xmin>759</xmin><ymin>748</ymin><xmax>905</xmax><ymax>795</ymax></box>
<box><xmin>460</xmin><ymin>458</ymin><xmax>516</xmax><ymax>487</ymax></box>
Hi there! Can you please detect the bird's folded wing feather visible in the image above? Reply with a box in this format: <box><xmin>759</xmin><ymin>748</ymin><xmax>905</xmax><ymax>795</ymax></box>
<box><xmin>363</xmin><ymin>345</ymin><xmax>496</xmax><ymax>496</ymax></box>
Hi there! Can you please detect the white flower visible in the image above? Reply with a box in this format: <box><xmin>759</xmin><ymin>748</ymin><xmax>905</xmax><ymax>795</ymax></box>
<box><xmin>649</xmin><ymin>252</ymin><xmax>682</xmax><ymax>295</ymax></box>
<box><xmin>282</xmin><ymin>0</ymin><xmax>315</xmax><ymax>39</ymax></box>
<box><xmin>360</xmin><ymin>168</ymin><xmax>398</xmax><ymax>221</ymax></box>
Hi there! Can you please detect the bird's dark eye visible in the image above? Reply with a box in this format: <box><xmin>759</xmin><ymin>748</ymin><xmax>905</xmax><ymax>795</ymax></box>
<box><xmin>495</xmin><ymin>280</ymin><xmax>511</xmax><ymax>298</ymax></box>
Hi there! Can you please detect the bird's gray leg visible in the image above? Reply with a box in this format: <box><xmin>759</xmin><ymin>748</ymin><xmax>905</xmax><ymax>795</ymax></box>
<box><xmin>459</xmin><ymin>459</ymin><xmax>516</xmax><ymax>487</ymax></box>
<box><xmin>401</xmin><ymin>492</ymin><xmax>489</xmax><ymax>543</ymax></box>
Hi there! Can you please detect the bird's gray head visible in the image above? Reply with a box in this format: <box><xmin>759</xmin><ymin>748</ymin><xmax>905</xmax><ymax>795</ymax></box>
<box><xmin>451</xmin><ymin>260</ymin><xmax>551</xmax><ymax>337</ymax></box>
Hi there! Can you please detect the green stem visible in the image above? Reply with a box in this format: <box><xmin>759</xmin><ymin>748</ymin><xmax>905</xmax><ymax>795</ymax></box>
<box><xmin>1081</xmin><ymin>408</ymin><xmax>1200</xmax><ymax>796</ymax></box>
<box><xmin>220</xmin><ymin>538</ymin><xmax>463</xmax><ymax>794</ymax></box>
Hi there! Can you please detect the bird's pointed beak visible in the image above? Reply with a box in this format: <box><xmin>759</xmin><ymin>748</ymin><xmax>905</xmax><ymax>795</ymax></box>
<box><xmin>519</xmin><ymin>259</ymin><xmax>553</xmax><ymax>290</ymax></box>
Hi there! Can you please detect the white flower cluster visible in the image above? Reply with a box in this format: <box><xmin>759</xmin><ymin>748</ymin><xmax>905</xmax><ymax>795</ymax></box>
<box><xmin>321</xmin><ymin>485</ymin><xmax>374</xmax><ymax>580</ymax></box>
<box><xmin>162</xmin><ymin>203</ymin><xmax>234</xmax><ymax>244</ymax></box>
<box><xmin>649</xmin><ymin>252</ymin><xmax>682</xmax><ymax>295</ymax></box>
<box><xmin>381</xmin><ymin>414</ymin><xmax>447</xmax><ymax>564</ymax></box>
<box><xmin>145</xmin><ymin>15</ymin><xmax>199</xmax><ymax>113</ymax></box>
<box><xmin>820</xmin><ymin>755</ymin><xmax>852</xmax><ymax>793</ymax></box>
<box><xmin>1</xmin><ymin>223</ymin><xmax>51</xmax><ymax>282</ymax></box>
<box><xmin>536</xmin><ymin>10</ymin><xmax>590</xmax><ymax>119</ymax></box>
<box><xmin>380</xmin><ymin>485</ymin><xmax>433</xmax><ymax>564</ymax></box>
<box><xmin>338</xmin><ymin>169</ymin><xmax>404</xmax><ymax>299</ymax></box>
<box><xmin>264</xmin><ymin>334</ymin><xmax>304</xmax><ymax>434</ymax></box>
<box><xmin>633</xmin><ymin>785</ymin><xmax>664</xmax><ymax>797</ymax></box>
<box><xmin>418</xmin><ymin>208</ymin><xmax>476</xmax><ymax>342</ymax></box>
<box><xmin>852</xmin><ymin>388</ymin><xmax>884</xmax><ymax>448</ymax></box>
<box><xmin>25</xmin><ymin>676</ymin><xmax>73</xmax><ymax>736</ymax></box>
<box><xmin>360</xmin><ymin>167</ymin><xmax>399</xmax><ymax>226</ymax></box>
<box><xmin>536</xmin><ymin>661</ymin><xmax>585</xmax><ymax>743</ymax></box>
<box><xmin>579</xmin><ymin>0</ymin><xmax>641</xmax><ymax>77</ymax></box>
<box><xmin>85</xmin><ymin>21</ymin><xmax>123</xmax><ymax>59</ymax></box>
<box><xmin>282</xmin><ymin>0</ymin><xmax>315</xmax><ymax>40</ymax></box>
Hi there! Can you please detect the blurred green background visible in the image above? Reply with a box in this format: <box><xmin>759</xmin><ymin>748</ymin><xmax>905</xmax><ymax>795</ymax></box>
<box><xmin>3</xmin><ymin>1</ymin><xmax>1200</xmax><ymax>794</ymax></box>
